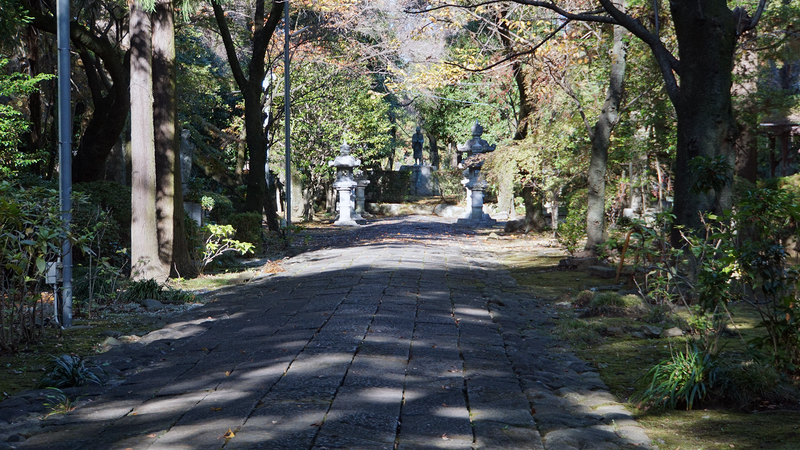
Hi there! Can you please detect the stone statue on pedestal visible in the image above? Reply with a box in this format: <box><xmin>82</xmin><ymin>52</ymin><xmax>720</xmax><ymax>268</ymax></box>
<box><xmin>411</xmin><ymin>126</ymin><xmax>424</xmax><ymax>166</ymax></box>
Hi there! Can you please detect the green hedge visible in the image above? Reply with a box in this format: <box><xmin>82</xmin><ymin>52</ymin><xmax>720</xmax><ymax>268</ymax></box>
<box><xmin>364</xmin><ymin>170</ymin><xmax>411</xmax><ymax>203</ymax></box>
<box><xmin>226</xmin><ymin>212</ymin><xmax>262</xmax><ymax>246</ymax></box>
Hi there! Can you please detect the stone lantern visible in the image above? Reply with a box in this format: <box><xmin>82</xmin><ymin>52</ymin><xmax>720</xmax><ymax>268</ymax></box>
<box><xmin>328</xmin><ymin>142</ymin><xmax>361</xmax><ymax>227</ymax></box>
<box><xmin>457</xmin><ymin>121</ymin><xmax>496</xmax><ymax>226</ymax></box>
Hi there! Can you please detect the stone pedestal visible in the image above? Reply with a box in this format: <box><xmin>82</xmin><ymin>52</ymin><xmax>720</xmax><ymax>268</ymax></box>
<box><xmin>399</xmin><ymin>165</ymin><xmax>439</xmax><ymax>196</ymax></box>
<box><xmin>457</xmin><ymin>178</ymin><xmax>496</xmax><ymax>227</ymax></box>
<box><xmin>334</xmin><ymin>180</ymin><xmax>359</xmax><ymax>226</ymax></box>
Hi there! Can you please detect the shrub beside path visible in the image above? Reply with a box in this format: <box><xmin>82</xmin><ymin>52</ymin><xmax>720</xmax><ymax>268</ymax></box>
<box><xmin>0</xmin><ymin>216</ymin><xmax>652</xmax><ymax>449</ymax></box>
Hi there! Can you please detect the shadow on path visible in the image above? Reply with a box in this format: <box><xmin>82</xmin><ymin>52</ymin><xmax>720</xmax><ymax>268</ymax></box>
<box><xmin>2</xmin><ymin>216</ymin><xmax>651</xmax><ymax>450</ymax></box>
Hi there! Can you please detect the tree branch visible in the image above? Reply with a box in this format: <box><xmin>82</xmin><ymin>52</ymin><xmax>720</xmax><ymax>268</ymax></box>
<box><xmin>211</xmin><ymin>0</ymin><xmax>248</xmax><ymax>91</ymax></box>
<box><xmin>594</xmin><ymin>0</ymin><xmax>680</xmax><ymax>104</ymax></box>
<box><xmin>408</xmin><ymin>0</ymin><xmax>617</xmax><ymax>24</ymax></box>
<box><xmin>444</xmin><ymin>20</ymin><xmax>570</xmax><ymax>73</ymax></box>
<box><xmin>734</xmin><ymin>0</ymin><xmax>768</xmax><ymax>35</ymax></box>
<box><xmin>545</xmin><ymin>64</ymin><xmax>594</xmax><ymax>140</ymax></box>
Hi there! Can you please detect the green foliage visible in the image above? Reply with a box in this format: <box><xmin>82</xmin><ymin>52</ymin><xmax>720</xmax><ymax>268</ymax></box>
<box><xmin>0</xmin><ymin>181</ymin><xmax>64</xmax><ymax>352</ymax></box>
<box><xmin>635</xmin><ymin>344</ymin><xmax>717</xmax><ymax>410</ymax></box>
<box><xmin>0</xmin><ymin>59</ymin><xmax>54</xmax><ymax>175</ymax></box>
<box><xmin>690</xmin><ymin>155</ymin><xmax>733</xmax><ymax>194</ymax></box>
<box><xmin>364</xmin><ymin>170</ymin><xmax>412</xmax><ymax>203</ymax></box>
<box><xmin>271</xmin><ymin>65</ymin><xmax>393</xmax><ymax>205</ymax></box>
<box><xmin>557</xmin><ymin>198</ymin><xmax>588</xmax><ymax>256</ymax></box>
<box><xmin>226</xmin><ymin>212</ymin><xmax>262</xmax><ymax>246</ymax></box>
<box><xmin>119</xmin><ymin>279</ymin><xmax>162</xmax><ymax>302</ymax></box>
<box><xmin>200</xmin><ymin>224</ymin><xmax>255</xmax><ymax>274</ymax></box>
<box><xmin>119</xmin><ymin>279</ymin><xmax>195</xmax><ymax>304</ymax></box>
<box><xmin>582</xmin><ymin>291</ymin><xmax>647</xmax><ymax>317</ymax></box>
<box><xmin>183</xmin><ymin>212</ymin><xmax>203</xmax><ymax>262</ymax></box>
<box><xmin>198</xmin><ymin>193</ymin><xmax>235</xmax><ymax>224</ymax></box>
<box><xmin>432</xmin><ymin>168</ymin><xmax>467</xmax><ymax>202</ymax></box>
<box><xmin>37</xmin><ymin>354</ymin><xmax>103</xmax><ymax>389</ymax></box>
<box><xmin>714</xmin><ymin>358</ymin><xmax>798</xmax><ymax>408</ymax></box>
<box><xmin>73</xmin><ymin>182</ymin><xmax>132</xmax><ymax>241</ymax></box>
<box><xmin>176</xmin><ymin>26</ymin><xmax>236</xmax><ymax>126</ymax></box>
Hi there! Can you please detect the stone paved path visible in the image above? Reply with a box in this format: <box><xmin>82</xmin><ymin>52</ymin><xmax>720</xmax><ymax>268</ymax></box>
<box><xmin>1</xmin><ymin>216</ymin><xmax>652</xmax><ymax>450</ymax></box>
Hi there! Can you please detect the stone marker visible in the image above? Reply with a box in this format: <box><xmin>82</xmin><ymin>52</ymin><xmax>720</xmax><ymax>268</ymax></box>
<box><xmin>353</xmin><ymin>170</ymin><xmax>371</xmax><ymax>223</ymax></box>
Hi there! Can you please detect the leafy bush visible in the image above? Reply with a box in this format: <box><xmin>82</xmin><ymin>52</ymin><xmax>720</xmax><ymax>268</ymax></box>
<box><xmin>226</xmin><ymin>212</ymin><xmax>262</xmax><ymax>246</ymax></box>
<box><xmin>200</xmin><ymin>224</ymin><xmax>255</xmax><ymax>274</ymax></box>
<box><xmin>556</xmin><ymin>205</ymin><xmax>587</xmax><ymax>256</ymax></box>
<box><xmin>432</xmin><ymin>168</ymin><xmax>466</xmax><ymax>202</ymax></box>
<box><xmin>714</xmin><ymin>358</ymin><xmax>798</xmax><ymax>409</ymax></box>
<box><xmin>38</xmin><ymin>354</ymin><xmax>104</xmax><ymax>388</ymax></box>
<box><xmin>364</xmin><ymin>170</ymin><xmax>411</xmax><ymax>203</ymax></box>
<box><xmin>583</xmin><ymin>292</ymin><xmax>647</xmax><ymax>317</ymax></box>
<box><xmin>73</xmin><ymin>182</ymin><xmax>132</xmax><ymax>236</ymax></box>
<box><xmin>184</xmin><ymin>211</ymin><xmax>203</xmax><ymax>261</ymax></box>
<box><xmin>198</xmin><ymin>192</ymin><xmax>235</xmax><ymax>224</ymax></box>
<box><xmin>635</xmin><ymin>344</ymin><xmax>717</xmax><ymax>410</ymax></box>
<box><xmin>0</xmin><ymin>59</ymin><xmax>54</xmax><ymax>175</ymax></box>
<box><xmin>572</xmin><ymin>290</ymin><xmax>595</xmax><ymax>308</ymax></box>
<box><xmin>0</xmin><ymin>182</ymin><xmax>64</xmax><ymax>352</ymax></box>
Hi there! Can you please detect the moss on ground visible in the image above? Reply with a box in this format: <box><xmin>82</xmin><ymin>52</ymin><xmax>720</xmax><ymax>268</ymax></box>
<box><xmin>0</xmin><ymin>314</ymin><xmax>164</xmax><ymax>398</ymax></box>
<box><xmin>500</xmin><ymin>236</ymin><xmax>800</xmax><ymax>450</ymax></box>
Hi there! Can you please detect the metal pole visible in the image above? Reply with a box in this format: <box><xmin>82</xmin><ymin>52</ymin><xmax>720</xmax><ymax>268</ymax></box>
<box><xmin>57</xmin><ymin>0</ymin><xmax>73</xmax><ymax>327</ymax></box>
<box><xmin>284</xmin><ymin>0</ymin><xmax>291</xmax><ymax>228</ymax></box>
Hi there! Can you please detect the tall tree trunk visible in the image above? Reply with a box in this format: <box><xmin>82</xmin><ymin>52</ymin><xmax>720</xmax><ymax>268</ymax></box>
<box><xmin>212</xmin><ymin>0</ymin><xmax>282</xmax><ymax>232</ymax></box>
<box><xmin>130</xmin><ymin>0</ymin><xmax>165</xmax><ymax>281</ymax></box>
<box><xmin>25</xmin><ymin>17</ymin><xmax>43</xmax><ymax>174</ymax></box>
<box><xmin>153</xmin><ymin>0</ymin><xmax>195</xmax><ymax>278</ymax></box>
<box><xmin>670</xmin><ymin>0</ymin><xmax>738</xmax><ymax>247</ymax></box>
<box><xmin>586</xmin><ymin>0</ymin><xmax>628</xmax><ymax>253</ymax></box>
<box><xmin>72</xmin><ymin>56</ymin><xmax>130</xmax><ymax>183</ymax></box>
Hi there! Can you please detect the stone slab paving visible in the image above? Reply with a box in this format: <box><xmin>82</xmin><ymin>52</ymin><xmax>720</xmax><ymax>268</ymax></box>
<box><xmin>0</xmin><ymin>216</ymin><xmax>652</xmax><ymax>450</ymax></box>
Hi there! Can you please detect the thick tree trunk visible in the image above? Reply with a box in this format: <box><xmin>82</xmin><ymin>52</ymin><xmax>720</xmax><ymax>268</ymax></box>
<box><xmin>212</xmin><ymin>0</ymin><xmax>282</xmax><ymax>232</ymax></box>
<box><xmin>72</xmin><ymin>75</ymin><xmax>130</xmax><ymax>183</ymax></box>
<box><xmin>522</xmin><ymin>185</ymin><xmax>546</xmax><ymax>232</ymax></box>
<box><xmin>670</xmin><ymin>0</ymin><xmax>738</xmax><ymax>247</ymax></box>
<box><xmin>130</xmin><ymin>1</ymin><xmax>166</xmax><ymax>281</ymax></box>
<box><xmin>153</xmin><ymin>0</ymin><xmax>195</xmax><ymax>278</ymax></box>
<box><xmin>586</xmin><ymin>2</ymin><xmax>627</xmax><ymax>253</ymax></box>
<box><xmin>242</xmin><ymin>87</ymin><xmax>280</xmax><ymax>232</ymax></box>
<box><xmin>24</xmin><ymin>0</ymin><xmax>131</xmax><ymax>183</ymax></box>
